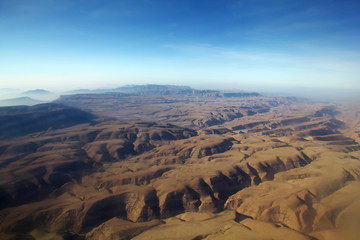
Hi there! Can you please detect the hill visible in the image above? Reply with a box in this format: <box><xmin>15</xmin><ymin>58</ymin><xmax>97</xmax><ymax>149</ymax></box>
<box><xmin>0</xmin><ymin>103</ymin><xmax>96</xmax><ymax>138</ymax></box>
<box><xmin>0</xmin><ymin>97</ymin><xmax>44</xmax><ymax>107</ymax></box>
<box><xmin>23</xmin><ymin>89</ymin><xmax>53</xmax><ymax>95</ymax></box>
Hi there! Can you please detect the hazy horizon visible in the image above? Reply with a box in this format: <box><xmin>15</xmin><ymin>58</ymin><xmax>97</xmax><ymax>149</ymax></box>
<box><xmin>1</xmin><ymin>0</ymin><xmax>359</xmax><ymax>99</ymax></box>
<box><xmin>1</xmin><ymin>83</ymin><xmax>360</xmax><ymax>104</ymax></box>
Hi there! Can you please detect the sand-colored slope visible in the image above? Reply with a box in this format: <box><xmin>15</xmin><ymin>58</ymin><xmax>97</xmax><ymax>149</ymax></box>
<box><xmin>132</xmin><ymin>211</ymin><xmax>313</xmax><ymax>240</ymax></box>
<box><xmin>225</xmin><ymin>148</ymin><xmax>360</xmax><ymax>236</ymax></box>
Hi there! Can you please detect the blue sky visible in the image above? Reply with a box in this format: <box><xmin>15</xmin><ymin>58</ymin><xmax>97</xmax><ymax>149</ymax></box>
<box><xmin>1</xmin><ymin>0</ymin><xmax>360</xmax><ymax>94</ymax></box>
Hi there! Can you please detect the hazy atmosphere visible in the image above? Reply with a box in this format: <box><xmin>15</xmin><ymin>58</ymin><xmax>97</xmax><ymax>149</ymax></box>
<box><xmin>2</xmin><ymin>2</ymin><xmax>360</xmax><ymax>240</ymax></box>
<box><xmin>1</xmin><ymin>0</ymin><xmax>360</xmax><ymax>97</ymax></box>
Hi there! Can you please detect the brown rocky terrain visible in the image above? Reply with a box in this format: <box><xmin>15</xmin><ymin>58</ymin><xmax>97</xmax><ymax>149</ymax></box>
<box><xmin>0</xmin><ymin>85</ymin><xmax>359</xmax><ymax>240</ymax></box>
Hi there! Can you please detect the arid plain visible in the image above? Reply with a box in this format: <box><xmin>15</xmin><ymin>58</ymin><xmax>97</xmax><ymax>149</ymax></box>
<box><xmin>0</xmin><ymin>85</ymin><xmax>359</xmax><ymax>240</ymax></box>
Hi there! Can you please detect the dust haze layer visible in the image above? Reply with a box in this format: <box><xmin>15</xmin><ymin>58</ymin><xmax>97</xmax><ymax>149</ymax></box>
<box><xmin>0</xmin><ymin>85</ymin><xmax>360</xmax><ymax>240</ymax></box>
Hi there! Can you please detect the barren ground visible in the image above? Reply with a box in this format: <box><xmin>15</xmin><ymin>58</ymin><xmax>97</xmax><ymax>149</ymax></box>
<box><xmin>0</xmin><ymin>87</ymin><xmax>359</xmax><ymax>240</ymax></box>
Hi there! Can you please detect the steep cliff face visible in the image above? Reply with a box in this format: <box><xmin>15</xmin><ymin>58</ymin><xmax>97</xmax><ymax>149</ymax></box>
<box><xmin>86</xmin><ymin>218</ymin><xmax>162</xmax><ymax>240</ymax></box>
<box><xmin>0</xmin><ymin>186</ymin><xmax>161</xmax><ymax>235</ymax></box>
<box><xmin>225</xmin><ymin>182</ymin><xmax>318</xmax><ymax>233</ymax></box>
<box><xmin>81</xmin><ymin>187</ymin><xmax>160</xmax><ymax>231</ymax></box>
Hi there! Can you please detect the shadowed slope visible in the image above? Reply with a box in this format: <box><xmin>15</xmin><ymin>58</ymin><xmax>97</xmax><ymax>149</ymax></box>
<box><xmin>0</xmin><ymin>103</ymin><xmax>96</xmax><ymax>138</ymax></box>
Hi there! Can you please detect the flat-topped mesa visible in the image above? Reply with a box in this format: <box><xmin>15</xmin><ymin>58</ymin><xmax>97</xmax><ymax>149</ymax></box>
<box><xmin>57</xmin><ymin>85</ymin><xmax>261</xmax><ymax>99</ymax></box>
<box><xmin>112</xmin><ymin>85</ymin><xmax>261</xmax><ymax>98</ymax></box>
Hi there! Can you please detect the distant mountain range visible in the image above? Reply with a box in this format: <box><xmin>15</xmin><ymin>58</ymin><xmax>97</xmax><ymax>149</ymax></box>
<box><xmin>0</xmin><ymin>85</ymin><xmax>260</xmax><ymax>107</ymax></box>
<box><xmin>0</xmin><ymin>89</ymin><xmax>57</xmax><ymax>106</ymax></box>
<box><xmin>23</xmin><ymin>89</ymin><xmax>53</xmax><ymax>95</ymax></box>
<box><xmin>0</xmin><ymin>97</ymin><xmax>44</xmax><ymax>107</ymax></box>
<box><xmin>65</xmin><ymin>84</ymin><xmax>260</xmax><ymax>97</ymax></box>
<box><xmin>65</xmin><ymin>84</ymin><xmax>192</xmax><ymax>95</ymax></box>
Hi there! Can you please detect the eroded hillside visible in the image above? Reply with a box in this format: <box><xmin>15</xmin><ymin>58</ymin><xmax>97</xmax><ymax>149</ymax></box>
<box><xmin>1</xmin><ymin>87</ymin><xmax>359</xmax><ymax>240</ymax></box>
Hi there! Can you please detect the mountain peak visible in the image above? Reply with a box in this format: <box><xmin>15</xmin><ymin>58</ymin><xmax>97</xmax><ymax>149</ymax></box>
<box><xmin>23</xmin><ymin>89</ymin><xmax>52</xmax><ymax>95</ymax></box>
